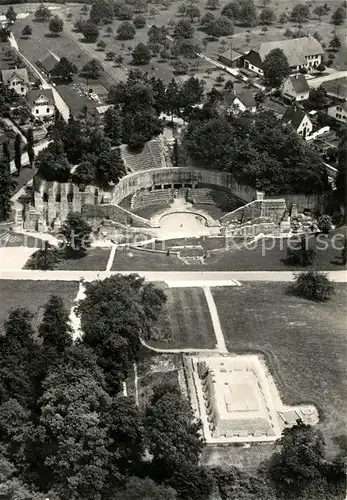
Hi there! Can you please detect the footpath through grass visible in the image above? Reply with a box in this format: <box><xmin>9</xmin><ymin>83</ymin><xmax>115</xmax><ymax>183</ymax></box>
<box><xmin>212</xmin><ymin>282</ymin><xmax>347</xmax><ymax>457</ymax></box>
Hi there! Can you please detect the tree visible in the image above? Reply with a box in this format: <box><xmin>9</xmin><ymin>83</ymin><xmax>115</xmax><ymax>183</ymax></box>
<box><xmin>200</xmin><ymin>11</ymin><xmax>215</xmax><ymax>27</ymax></box>
<box><xmin>0</xmin><ymin>158</ymin><xmax>14</xmax><ymax>221</ymax></box>
<box><xmin>117</xmin><ymin>21</ymin><xmax>136</xmax><ymax>39</ymax></box>
<box><xmin>48</xmin><ymin>15</ymin><xmax>64</xmax><ymax>35</ymax></box>
<box><xmin>185</xmin><ymin>4</ymin><xmax>201</xmax><ymax>22</ymax></box>
<box><xmin>279</xmin><ymin>12</ymin><xmax>287</xmax><ymax>24</ymax></box>
<box><xmin>132</xmin><ymin>42</ymin><xmax>151</xmax><ymax>65</ymax></box>
<box><xmin>80</xmin><ymin>20</ymin><xmax>100</xmax><ymax>42</ymax></box>
<box><xmin>71</xmin><ymin>158</ymin><xmax>96</xmax><ymax>186</ymax></box>
<box><xmin>238</xmin><ymin>0</ymin><xmax>257</xmax><ymax>26</ymax></box>
<box><xmin>286</xmin><ymin>236</ymin><xmax>316</xmax><ymax>267</ymax></box>
<box><xmin>21</xmin><ymin>25</ymin><xmax>32</xmax><ymax>38</ymax></box>
<box><xmin>206</xmin><ymin>0</ymin><xmax>219</xmax><ymax>9</ymax></box>
<box><xmin>173</xmin><ymin>19</ymin><xmax>194</xmax><ymax>38</ymax></box>
<box><xmin>14</xmin><ymin>133</ymin><xmax>21</xmax><ymax>176</ymax></box>
<box><xmin>51</xmin><ymin>57</ymin><xmax>77</xmax><ymax>83</ymax></box>
<box><xmin>270</xmin><ymin>421</ymin><xmax>327</xmax><ymax>493</ymax></box>
<box><xmin>263</xmin><ymin>48</ymin><xmax>290</xmax><ymax>87</ymax></box>
<box><xmin>118</xmin><ymin>4</ymin><xmax>134</xmax><ymax>20</ymax></box>
<box><xmin>35</xmin><ymin>141</ymin><xmax>70</xmax><ymax>182</ymax></box>
<box><xmin>34</xmin><ymin>4</ymin><xmax>51</xmax><ymax>21</ymax></box>
<box><xmin>39</xmin><ymin>295</ymin><xmax>73</xmax><ymax>352</ymax></box>
<box><xmin>97</xmin><ymin>39</ymin><xmax>107</xmax><ymax>51</ymax></box>
<box><xmin>105</xmin><ymin>51</ymin><xmax>115</xmax><ymax>61</ymax></box>
<box><xmin>211</xmin><ymin>16</ymin><xmax>234</xmax><ymax>37</ymax></box>
<box><xmin>221</xmin><ymin>1</ymin><xmax>240</xmax><ymax>19</ymax></box>
<box><xmin>81</xmin><ymin>59</ymin><xmax>104</xmax><ymax>79</ymax></box>
<box><xmin>6</xmin><ymin>6</ymin><xmax>17</xmax><ymax>23</ymax></box>
<box><xmin>67</xmin><ymin>12</ymin><xmax>73</xmax><ymax>21</ymax></box>
<box><xmin>260</xmin><ymin>7</ymin><xmax>275</xmax><ymax>24</ymax></box>
<box><xmin>313</xmin><ymin>5</ymin><xmax>326</xmax><ymax>22</ymax></box>
<box><xmin>133</xmin><ymin>14</ymin><xmax>146</xmax><ymax>28</ymax></box>
<box><xmin>290</xmin><ymin>3</ymin><xmax>310</xmax><ymax>24</ymax></box>
<box><xmin>254</xmin><ymin>89</ymin><xmax>266</xmax><ymax>104</ymax></box>
<box><xmin>27</xmin><ymin>241</ymin><xmax>60</xmax><ymax>270</ymax></box>
<box><xmin>61</xmin><ymin>212</ymin><xmax>92</xmax><ymax>255</ymax></box>
<box><xmin>328</xmin><ymin>34</ymin><xmax>341</xmax><ymax>51</ymax></box>
<box><xmin>90</xmin><ymin>0</ymin><xmax>114</xmax><ymax>24</ymax></box>
<box><xmin>172</xmin><ymin>59</ymin><xmax>189</xmax><ymax>75</ymax></box>
<box><xmin>290</xmin><ymin>269</ymin><xmax>335</xmax><ymax>301</ymax></box>
<box><xmin>180</xmin><ymin>76</ymin><xmax>206</xmax><ymax>110</ymax></box>
<box><xmin>115</xmin><ymin>54</ymin><xmax>124</xmax><ymax>66</ymax></box>
<box><xmin>114</xmin><ymin>477</ymin><xmax>177</xmax><ymax>500</ymax></box>
<box><xmin>2</xmin><ymin>141</ymin><xmax>11</xmax><ymax>165</ymax></box>
<box><xmin>331</xmin><ymin>6</ymin><xmax>345</xmax><ymax>25</ymax></box>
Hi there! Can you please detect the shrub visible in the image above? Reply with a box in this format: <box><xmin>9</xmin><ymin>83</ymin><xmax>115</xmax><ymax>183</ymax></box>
<box><xmin>317</xmin><ymin>214</ymin><xmax>332</xmax><ymax>233</ymax></box>
<box><xmin>290</xmin><ymin>270</ymin><xmax>335</xmax><ymax>301</ymax></box>
<box><xmin>286</xmin><ymin>236</ymin><xmax>316</xmax><ymax>267</ymax></box>
<box><xmin>299</xmin><ymin>67</ymin><xmax>308</xmax><ymax>74</ymax></box>
<box><xmin>316</xmin><ymin>63</ymin><xmax>326</xmax><ymax>71</ymax></box>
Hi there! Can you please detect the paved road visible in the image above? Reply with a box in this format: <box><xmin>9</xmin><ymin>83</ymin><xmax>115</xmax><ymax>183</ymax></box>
<box><xmin>307</xmin><ymin>70</ymin><xmax>347</xmax><ymax>89</ymax></box>
<box><xmin>0</xmin><ymin>269</ymin><xmax>346</xmax><ymax>282</ymax></box>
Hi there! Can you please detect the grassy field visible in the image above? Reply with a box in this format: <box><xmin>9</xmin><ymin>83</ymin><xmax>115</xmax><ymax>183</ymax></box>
<box><xmin>111</xmin><ymin>246</ymin><xmax>188</xmax><ymax>270</ymax></box>
<box><xmin>149</xmin><ymin>287</ymin><xmax>216</xmax><ymax>348</ymax></box>
<box><xmin>110</xmin><ymin>234</ymin><xmax>346</xmax><ymax>271</ymax></box>
<box><xmin>0</xmin><ymin>279</ymin><xmax>78</xmax><ymax>333</ymax></box>
<box><xmin>213</xmin><ymin>282</ymin><xmax>347</xmax><ymax>457</ymax></box>
<box><xmin>54</xmin><ymin>247</ymin><xmax>111</xmax><ymax>270</ymax></box>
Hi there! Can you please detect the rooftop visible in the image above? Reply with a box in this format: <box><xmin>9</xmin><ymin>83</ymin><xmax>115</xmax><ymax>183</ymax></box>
<box><xmin>323</xmin><ymin>77</ymin><xmax>347</xmax><ymax>100</ymax></box>
<box><xmin>38</xmin><ymin>51</ymin><xmax>60</xmax><ymax>73</ymax></box>
<box><xmin>1</xmin><ymin>68</ymin><xmax>29</xmax><ymax>85</ymax></box>
<box><xmin>282</xmin><ymin>106</ymin><xmax>310</xmax><ymax>129</ymax></box>
<box><xmin>235</xmin><ymin>90</ymin><xmax>256</xmax><ymax>108</ymax></box>
<box><xmin>27</xmin><ymin>88</ymin><xmax>55</xmax><ymax>107</ymax></box>
<box><xmin>257</xmin><ymin>36</ymin><xmax>324</xmax><ymax>67</ymax></box>
<box><xmin>288</xmin><ymin>74</ymin><xmax>310</xmax><ymax>94</ymax></box>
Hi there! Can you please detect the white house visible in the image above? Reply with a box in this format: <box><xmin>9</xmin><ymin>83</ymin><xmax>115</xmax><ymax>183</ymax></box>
<box><xmin>282</xmin><ymin>74</ymin><xmax>310</xmax><ymax>101</ymax></box>
<box><xmin>1</xmin><ymin>68</ymin><xmax>30</xmax><ymax>96</ymax></box>
<box><xmin>282</xmin><ymin>106</ymin><xmax>313</xmax><ymax>139</ymax></box>
<box><xmin>327</xmin><ymin>101</ymin><xmax>347</xmax><ymax>123</ymax></box>
<box><xmin>27</xmin><ymin>89</ymin><xmax>55</xmax><ymax>120</ymax></box>
<box><xmin>244</xmin><ymin>36</ymin><xmax>324</xmax><ymax>76</ymax></box>
<box><xmin>231</xmin><ymin>91</ymin><xmax>257</xmax><ymax>113</ymax></box>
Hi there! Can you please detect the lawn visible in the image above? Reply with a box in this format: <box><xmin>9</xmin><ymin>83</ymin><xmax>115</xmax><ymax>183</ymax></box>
<box><xmin>54</xmin><ymin>247</ymin><xmax>111</xmax><ymax>270</ymax></box>
<box><xmin>213</xmin><ymin>282</ymin><xmax>347</xmax><ymax>457</ymax></box>
<box><xmin>149</xmin><ymin>287</ymin><xmax>216</xmax><ymax>349</ymax></box>
<box><xmin>111</xmin><ymin>246</ymin><xmax>188</xmax><ymax>270</ymax></box>
<box><xmin>0</xmin><ymin>279</ymin><xmax>78</xmax><ymax>333</ymax></box>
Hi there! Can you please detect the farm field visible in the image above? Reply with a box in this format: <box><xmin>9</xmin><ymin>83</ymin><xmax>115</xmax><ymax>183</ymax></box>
<box><xmin>212</xmin><ymin>282</ymin><xmax>347</xmax><ymax>457</ymax></box>
<box><xmin>0</xmin><ymin>279</ymin><xmax>78</xmax><ymax>333</ymax></box>
<box><xmin>149</xmin><ymin>287</ymin><xmax>216</xmax><ymax>348</ymax></box>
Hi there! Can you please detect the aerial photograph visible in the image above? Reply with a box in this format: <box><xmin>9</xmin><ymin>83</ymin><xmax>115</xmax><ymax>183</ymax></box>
<box><xmin>0</xmin><ymin>0</ymin><xmax>346</xmax><ymax>498</ymax></box>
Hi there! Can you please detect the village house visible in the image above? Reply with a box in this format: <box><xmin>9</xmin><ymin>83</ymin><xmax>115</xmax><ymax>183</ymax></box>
<box><xmin>327</xmin><ymin>101</ymin><xmax>347</xmax><ymax>123</ymax></box>
<box><xmin>1</xmin><ymin>68</ymin><xmax>30</xmax><ymax>96</ymax></box>
<box><xmin>244</xmin><ymin>36</ymin><xmax>324</xmax><ymax>76</ymax></box>
<box><xmin>282</xmin><ymin>106</ymin><xmax>313</xmax><ymax>139</ymax></box>
<box><xmin>231</xmin><ymin>91</ymin><xmax>257</xmax><ymax>113</ymax></box>
<box><xmin>218</xmin><ymin>49</ymin><xmax>246</xmax><ymax>69</ymax></box>
<box><xmin>37</xmin><ymin>51</ymin><xmax>60</xmax><ymax>78</ymax></box>
<box><xmin>26</xmin><ymin>88</ymin><xmax>55</xmax><ymax>120</ymax></box>
<box><xmin>282</xmin><ymin>74</ymin><xmax>310</xmax><ymax>102</ymax></box>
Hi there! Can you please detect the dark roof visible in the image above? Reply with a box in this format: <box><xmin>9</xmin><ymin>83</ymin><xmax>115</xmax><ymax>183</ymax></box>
<box><xmin>289</xmin><ymin>74</ymin><xmax>309</xmax><ymax>94</ymax></box>
<box><xmin>244</xmin><ymin>49</ymin><xmax>263</xmax><ymax>69</ymax></box>
<box><xmin>235</xmin><ymin>91</ymin><xmax>256</xmax><ymax>108</ymax></box>
<box><xmin>1</xmin><ymin>68</ymin><xmax>29</xmax><ymax>85</ymax></box>
<box><xmin>322</xmin><ymin>77</ymin><xmax>347</xmax><ymax>100</ymax></box>
<box><xmin>39</xmin><ymin>52</ymin><xmax>60</xmax><ymax>73</ymax></box>
<box><xmin>282</xmin><ymin>106</ymin><xmax>310</xmax><ymax>129</ymax></box>
<box><xmin>219</xmin><ymin>49</ymin><xmax>244</xmax><ymax>62</ymax></box>
<box><xmin>27</xmin><ymin>88</ymin><xmax>55</xmax><ymax>106</ymax></box>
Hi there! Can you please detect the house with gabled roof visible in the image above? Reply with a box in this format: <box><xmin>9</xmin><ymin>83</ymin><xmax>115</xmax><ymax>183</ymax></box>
<box><xmin>37</xmin><ymin>51</ymin><xmax>60</xmax><ymax>77</ymax></box>
<box><xmin>26</xmin><ymin>89</ymin><xmax>55</xmax><ymax>120</ymax></box>
<box><xmin>282</xmin><ymin>106</ymin><xmax>313</xmax><ymax>139</ymax></box>
<box><xmin>231</xmin><ymin>91</ymin><xmax>257</xmax><ymax>113</ymax></box>
<box><xmin>244</xmin><ymin>36</ymin><xmax>324</xmax><ymax>76</ymax></box>
<box><xmin>282</xmin><ymin>74</ymin><xmax>310</xmax><ymax>102</ymax></box>
<box><xmin>1</xmin><ymin>68</ymin><xmax>30</xmax><ymax>96</ymax></box>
